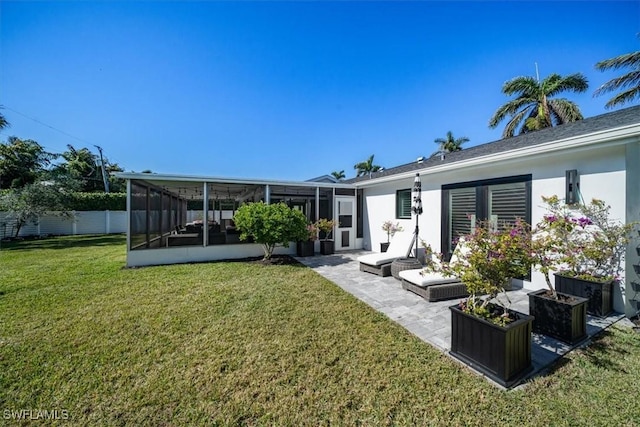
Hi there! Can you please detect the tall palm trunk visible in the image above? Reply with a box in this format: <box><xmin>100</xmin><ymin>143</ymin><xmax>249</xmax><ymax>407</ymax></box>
<box><xmin>541</xmin><ymin>95</ymin><xmax>552</xmax><ymax>127</ymax></box>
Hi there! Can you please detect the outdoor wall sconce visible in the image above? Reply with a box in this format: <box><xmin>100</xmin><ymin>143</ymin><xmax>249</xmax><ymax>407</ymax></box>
<box><xmin>565</xmin><ymin>169</ymin><xmax>580</xmax><ymax>205</ymax></box>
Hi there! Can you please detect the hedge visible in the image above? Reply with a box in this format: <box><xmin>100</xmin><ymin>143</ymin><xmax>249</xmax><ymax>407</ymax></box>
<box><xmin>67</xmin><ymin>192</ymin><xmax>127</xmax><ymax>211</ymax></box>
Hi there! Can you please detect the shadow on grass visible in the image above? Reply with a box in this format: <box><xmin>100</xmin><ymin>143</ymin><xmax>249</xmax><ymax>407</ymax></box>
<box><xmin>0</xmin><ymin>234</ymin><xmax>126</xmax><ymax>252</ymax></box>
<box><xmin>579</xmin><ymin>330</ymin><xmax>630</xmax><ymax>372</ymax></box>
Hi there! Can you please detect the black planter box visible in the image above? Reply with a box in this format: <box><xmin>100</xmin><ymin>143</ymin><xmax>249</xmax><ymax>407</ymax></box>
<box><xmin>296</xmin><ymin>241</ymin><xmax>315</xmax><ymax>257</ymax></box>
<box><xmin>528</xmin><ymin>289</ymin><xmax>588</xmax><ymax>344</ymax></box>
<box><xmin>320</xmin><ymin>240</ymin><xmax>334</xmax><ymax>255</ymax></box>
<box><xmin>450</xmin><ymin>304</ymin><xmax>533</xmax><ymax>389</ymax></box>
<box><xmin>554</xmin><ymin>274</ymin><xmax>613</xmax><ymax>317</ymax></box>
<box><xmin>380</xmin><ymin>242</ymin><xmax>390</xmax><ymax>253</ymax></box>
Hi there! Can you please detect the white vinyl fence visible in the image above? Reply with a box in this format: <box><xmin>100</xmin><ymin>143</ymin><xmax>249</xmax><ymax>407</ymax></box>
<box><xmin>0</xmin><ymin>211</ymin><xmax>127</xmax><ymax>239</ymax></box>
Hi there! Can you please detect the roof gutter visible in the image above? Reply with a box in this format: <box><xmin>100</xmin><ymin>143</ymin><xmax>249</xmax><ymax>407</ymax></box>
<box><xmin>354</xmin><ymin>123</ymin><xmax>640</xmax><ymax>188</ymax></box>
<box><xmin>114</xmin><ymin>172</ymin><xmax>357</xmax><ymax>189</ymax></box>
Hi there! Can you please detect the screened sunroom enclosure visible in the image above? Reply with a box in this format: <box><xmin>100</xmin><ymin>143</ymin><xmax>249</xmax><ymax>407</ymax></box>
<box><xmin>118</xmin><ymin>173</ymin><xmax>360</xmax><ymax>267</ymax></box>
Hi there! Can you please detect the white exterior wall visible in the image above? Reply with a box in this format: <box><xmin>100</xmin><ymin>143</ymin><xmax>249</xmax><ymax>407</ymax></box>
<box><xmin>126</xmin><ymin>243</ymin><xmax>296</xmax><ymax>267</ymax></box>
<box><xmin>363</xmin><ymin>177</ymin><xmax>443</xmax><ymax>253</ymax></box>
<box><xmin>0</xmin><ymin>211</ymin><xmax>127</xmax><ymax>239</ymax></box>
<box><xmin>360</xmin><ymin>144</ymin><xmax>628</xmax><ymax>313</ymax></box>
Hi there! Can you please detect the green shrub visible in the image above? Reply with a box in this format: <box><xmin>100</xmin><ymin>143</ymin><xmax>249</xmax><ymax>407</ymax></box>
<box><xmin>233</xmin><ymin>202</ymin><xmax>308</xmax><ymax>260</ymax></box>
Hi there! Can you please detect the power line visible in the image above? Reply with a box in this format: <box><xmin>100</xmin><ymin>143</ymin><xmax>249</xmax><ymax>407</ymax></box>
<box><xmin>2</xmin><ymin>105</ymin><xmax>95</xmax><ymax>146</ymax></box>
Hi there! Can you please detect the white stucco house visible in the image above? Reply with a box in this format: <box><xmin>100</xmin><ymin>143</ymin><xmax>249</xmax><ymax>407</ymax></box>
<box><xmin>117</xmin><ymin>105</ymin><xmax>640</xmax><ymax>317</ymax></box>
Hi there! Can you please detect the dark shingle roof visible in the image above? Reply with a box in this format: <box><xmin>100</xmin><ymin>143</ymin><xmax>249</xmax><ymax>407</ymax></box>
<box><xmin>347</xmin><ymin>105</ymin><xmax>640</xmax><ymax>184</ymax></box>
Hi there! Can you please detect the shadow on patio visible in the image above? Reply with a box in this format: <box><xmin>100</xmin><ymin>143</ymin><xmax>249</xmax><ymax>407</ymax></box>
<box><xmin>296</xmin><ymin>250</ymin><xmax>626</xmax><ymax>389</ymax></box>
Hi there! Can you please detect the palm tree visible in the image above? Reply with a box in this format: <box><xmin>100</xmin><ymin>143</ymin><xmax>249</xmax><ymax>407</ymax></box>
<box><xmin>331</xmin><ymin>170</ymin><xmax>346</xmax><ymax>181</ymax></box>
<box><xmin>489</xmin><ymin>73</ymin><xmax>589</xmax><ymax>138</ymax></box>
<box><xmin>354</xmin><ymin>155</ymin><xmax>382</xmax><ymax>178</ymax></box>
<box><xmin>433</xmin><ymin>131</ymin><xmax>469</xmax><ymax>155</ymax></box>
<box><xmin>0</xmin><ymin>107</ymin><xmax>9</xmax><ymax>130</ymax></box>
<box><xmin>594</xmin><ymin>38</ymin><xmax>640</xmax><ymax>109</ymax></box>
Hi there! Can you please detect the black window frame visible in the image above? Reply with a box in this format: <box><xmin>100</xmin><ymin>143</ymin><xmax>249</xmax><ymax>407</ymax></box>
<box><xmin>396</xmin><ymin>188</ymin><xmax>412</xmax><ymax>219</ymax></box>
<box><xmin>441</xmin><ymin>174</ymin><xmax>532</xmax><ymax>260</ymax></box>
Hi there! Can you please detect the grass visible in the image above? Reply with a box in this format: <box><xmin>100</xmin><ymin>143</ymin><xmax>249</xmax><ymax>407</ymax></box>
<box><xmin>1</xmin><ymin>235</ymin><xmax>639</xmax><ymax>426</ymax></box>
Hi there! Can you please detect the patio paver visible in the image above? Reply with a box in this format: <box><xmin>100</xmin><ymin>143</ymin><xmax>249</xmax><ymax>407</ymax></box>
<box><xmin>296</xmin><ymin>250</ymin><xmax>626</xmax><ymax>389</ymax></box>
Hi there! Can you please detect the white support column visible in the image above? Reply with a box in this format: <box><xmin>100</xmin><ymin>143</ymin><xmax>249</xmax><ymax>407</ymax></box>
<box><xmin>105</xmin><ymin>210</ymin><xmax>111</xmax><ymax>234</ymax></box>
<box><xmin>203</xmin><ymin>182</ymin><xmax>209</xmax><ymax>247</ymax></box>
<box><xmin>126</xmin><ymin>179</ymin><xmax>131</xmax><ymax>257</ymax></box>
<box><xmin>265</xmin><ymin>184</ymin><xmax>270</xmax><ymax>204</ymax></box>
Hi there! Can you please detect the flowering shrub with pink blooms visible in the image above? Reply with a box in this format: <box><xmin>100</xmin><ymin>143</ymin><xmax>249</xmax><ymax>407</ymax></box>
<box><xmin>532</xmin><ymin>195</ymin><xmax>636</xmax><ymax>292</ymax></box>
<box><xmin>424</xmin><ymin>218</ymin><xmax>532</xmax><ymax>324</ymax></box>
<box><xmin>304</xmin><ymin>223</ymin><xmax>318</xmax><ymax>241</ymax></box>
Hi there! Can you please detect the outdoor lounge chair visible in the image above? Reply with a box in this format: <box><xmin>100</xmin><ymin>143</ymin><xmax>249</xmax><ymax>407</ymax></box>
<box><xmin>358</xmin><ymin>231</ymin><xmax>416</xmax><ymax>277</ymax></box>
<box><xmin>398</xmin><ymin>240</ymin><xmax>469</xmax><ymax>302</ymax></box>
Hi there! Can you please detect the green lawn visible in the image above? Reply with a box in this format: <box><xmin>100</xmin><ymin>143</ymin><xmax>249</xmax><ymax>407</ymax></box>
<box><xmin>1</xmin><ymin>235</ymin><xmax>639</xmax><ymax>426</ymax></box>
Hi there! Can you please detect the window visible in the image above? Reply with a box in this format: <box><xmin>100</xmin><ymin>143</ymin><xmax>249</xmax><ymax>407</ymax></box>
<box><xmin>396</xmin><ymin>189</ymin><xmax>412</xmax><ymax>219</ymax></box>
<box><xmin>442</xmin><ymin>175</ymin><xmax>531</xmax><ymax>259</ymax></box>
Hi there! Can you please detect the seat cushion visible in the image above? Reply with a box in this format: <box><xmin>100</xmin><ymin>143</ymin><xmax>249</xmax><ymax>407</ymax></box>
<box><xmin>398</xmin><ymin>268</ymin><xmax>459</xmax><ymax>287</ymax></box>
<box><xmin>357</xmin><ymin>253</ymin><xmax>397</xmax><ymax>266</ymax></box>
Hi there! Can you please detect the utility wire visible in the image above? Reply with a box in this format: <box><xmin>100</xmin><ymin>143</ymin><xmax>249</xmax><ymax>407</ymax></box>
<box><xmin>2</xmin><ymin>105</ymin><xmax>95</xmax><ymax>147</ymax></box>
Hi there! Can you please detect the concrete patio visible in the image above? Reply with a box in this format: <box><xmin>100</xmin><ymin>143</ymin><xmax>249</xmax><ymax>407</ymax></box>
<box><xmin>296</xmin><ymin>250</ymin><xmax>626</xmax><ymax>389</ymax></box>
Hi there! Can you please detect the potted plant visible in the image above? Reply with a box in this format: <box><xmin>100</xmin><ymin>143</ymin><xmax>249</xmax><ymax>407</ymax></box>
<box><xmin>425</xmin><ymin>219</ymin><xmax>534</xmax><ymax>388</ymax></box>
<box><xmin>528</xmin><ymin>200</ymin><xmax>589</xmax><ymax>344</ymax></box>
<box><xmin>316</xmin><ymin>218</ymin><xmax>337</xmax><ymax>255</ymax></box>
<box><xmin>296</xmin><ymin>223</ymin><xmax>317</xmax><ymax>257</ymax></box>
<box><xmin>536</xmin><ymin>196</ymin><xmax>636</xmax><ymax>317</ymax></box>
<box><xmin>381</xmin><ymin>220</ymin><xmax>403</xmax><ymax>252</ymax></box>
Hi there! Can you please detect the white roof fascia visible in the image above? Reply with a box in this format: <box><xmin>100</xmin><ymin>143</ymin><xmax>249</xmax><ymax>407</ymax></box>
<box><xmin>114</xmin><ymin>172</ymin><xmax>356</xmax><ymax>189</ymax></box>
<box><xmin>354</xmin><ymin>123</ymin><xmax>640</xmax><ymax>188</ymax></box>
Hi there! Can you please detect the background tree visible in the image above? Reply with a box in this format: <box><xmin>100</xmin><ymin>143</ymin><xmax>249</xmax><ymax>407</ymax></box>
<box><xmin>0</xmin><ymin>137</ymin><xmax>56</xmax><ymax>189</ymax></box>
<box><xmin>489</xmin><ymin>73</ymin><xmax>589</xmax><ymax>138</ymax></box>
<box><xmin>47</xmin><ymin>144</ymin><xmax>125</xmax><ymax>192</ymax></box>
<box><xmin>594</xmin><ymin>37</ymin><xmax>640</xmax><ymax>109</ymax></box>
<box><xmin>51</xmin><ymin>145</ymin><xmax>101</xmax><ymax>192</ymax></box>
<box><xmin>331</xmin><ymin>170</ymin><xmax>346</xmax><ymax>181</ymax></box>
<box><xmin>354</xmin><ymin>154</ymin><xmax>382</xmax><ymax>178</ymax></box>
<box><xmin>233</xmin><ymin>202</ymin><xmax>308</xmax><ymax>260</ymax></box>
<box><xmin>106</xmin><ymin>163</ymin><xmax>126</xmax><ymax>193</ymax></box>
<box><xmin>0</xmin><ymin>108</ymin><xmax>9</xmax><ymax>130</ymax></box>
<box><xmin>433</xmin><ymin>131</ymin><xmax>469</xmax><ymax>155</ymax></box>
<box><xmin>0</xmin><ymin>182</ymin><xmax>73</xmax><ymax>237</ymax></box>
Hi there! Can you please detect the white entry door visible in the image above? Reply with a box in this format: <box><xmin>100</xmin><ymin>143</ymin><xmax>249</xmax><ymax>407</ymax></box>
<box><xmin>334</xmin><ymin>196</ymin><xmax>355</xmax><ymax>250</ymax></box>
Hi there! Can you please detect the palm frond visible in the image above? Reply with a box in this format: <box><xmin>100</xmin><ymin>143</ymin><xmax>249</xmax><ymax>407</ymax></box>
<box><xmin>604</xmin><ymin>86</ymin><xmax>640</xmax><ymax>109</ymax></box>
<box><xmin>594</xmin><ymin>70</ymin><xmax>640</xmax><ymax>96</ymax></box>
<box><xmin>548</xmin><ymin>99</ymin><xmax>583</xmax><ymax>124</ymax></box>
<box><xmin>595</xmin><ymin>51</ymin><xmax>640</xmax><ymax>71</ymax></box>
<box><xmin>489</xmin><ymin>97</ymin><xmax>536</xmax><ymax>128</ymax></box>
<box><xmin>545</xmin><ymin>73</ymin><xmax>589</xmax><ymax>97</ymax></box>
<box><xmin>502</xmin><ymin>76</ymin><xmax>539</xmax><ymax>97</ymax></box>
<box><xmin>502</xmin><ymin>107</ymin><xmax>534</xmax><ymax>138</ymax></box>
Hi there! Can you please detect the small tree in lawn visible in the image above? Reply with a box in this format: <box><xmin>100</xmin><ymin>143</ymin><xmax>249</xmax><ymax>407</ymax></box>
<box><xmin>233</xmin><ymin>202</ymin><xmax>308</xmax><ymax>260</ymax></box>
<box><xmin>0</xmin><ymin>182</ymin><xmax>73</xmax><ymax>237</ymax></box>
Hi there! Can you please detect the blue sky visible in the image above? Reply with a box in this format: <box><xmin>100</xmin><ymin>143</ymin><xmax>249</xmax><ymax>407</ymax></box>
<box><xmin>1</xmin><ymin>1</ymin><xmax>638</xmax><ymax>181</ymax></box>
